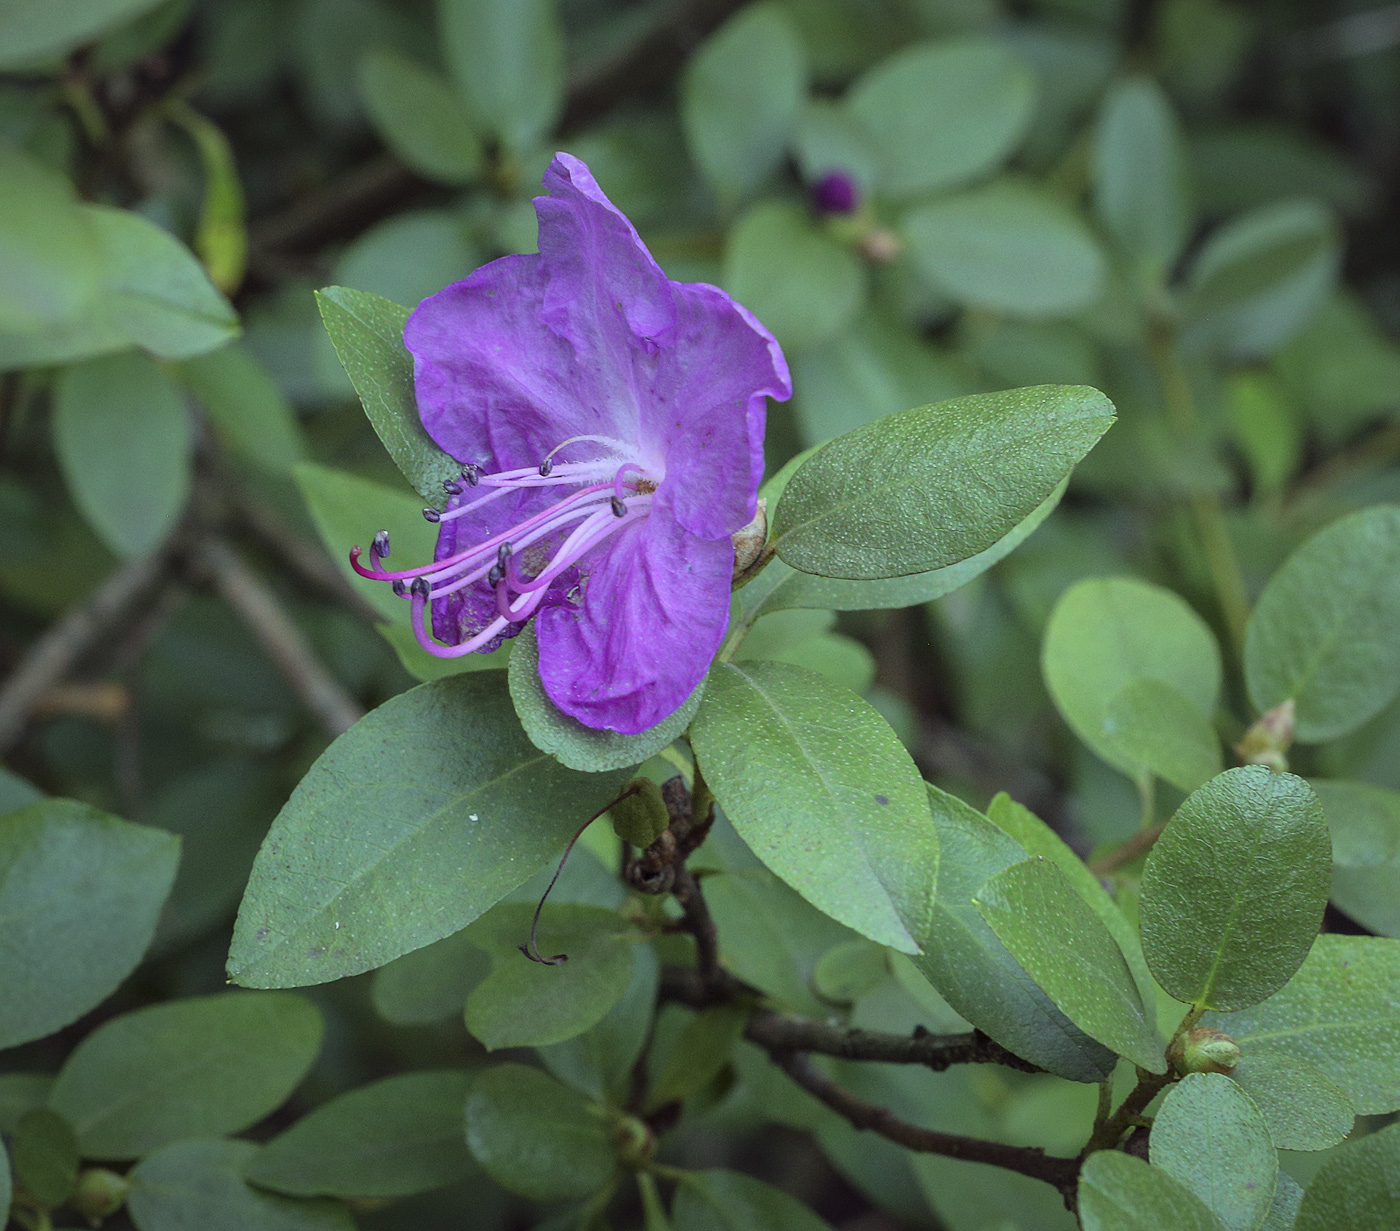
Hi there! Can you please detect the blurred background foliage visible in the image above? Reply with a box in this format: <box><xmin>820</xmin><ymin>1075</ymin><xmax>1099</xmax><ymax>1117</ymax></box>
<box><xmin>1</xmin><ymin>0</ymin><xmax>1399</xmax><ymax>1228</ymax></box>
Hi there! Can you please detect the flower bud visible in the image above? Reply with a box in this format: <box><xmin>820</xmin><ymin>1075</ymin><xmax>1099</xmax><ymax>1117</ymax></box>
<box><xmin>1237</xmin><ymin>699</ymin><xmax>1295</xmax><ymax>772</ymax></box>
<box><xmin>811</xmin><ymin>169</ymin><xmax>860</xmax><ymax>216</ymax></box>
<box><xmin>1168</xmin><ymin>1027</ymin><xmax>1241</xmax><ymax>1076</ymax></box>
<box><xmin>731</xmin><ymin>497</ymin><xmax>769</xmax><ymax>587</ymax></box>
<box><xmin>73</xmin><ymin>1167</ymin><xmax>131</xmax><ymax>1221</ymax></box>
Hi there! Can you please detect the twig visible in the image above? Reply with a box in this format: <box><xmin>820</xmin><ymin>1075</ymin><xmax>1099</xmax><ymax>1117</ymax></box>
<box><xmin>0</xmin><ymin>547</ymin><xmax>173</xmax><ymax>752</ymax></box>
<box><xmin>773</xmin><ymin>1051</ymin><xmax>1081</xmax><ymax>1199</ymax></box>
<box><xmin>1082</xmin><ymin>1069</ymin><xmax>1174</xmax><ymax>1154</ymax></box>
<box><xmin>670</xmin><ymin>867</ymin><xmax>723</xmax><ymax>992</ymax></box>
<box><xmin>1088</xmin><ymin>823</ymin><xmax>1166</xmax><ymax>876</ymax></box>
<box><xmin>196</xmin><ymin>538</ymin><xmax>364</xmax><ymax>737</ymax></box>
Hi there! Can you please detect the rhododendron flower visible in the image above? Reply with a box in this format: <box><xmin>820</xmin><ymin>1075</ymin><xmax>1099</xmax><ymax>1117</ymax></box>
<box><xmin>353</xmin><ymin>154</ymin><xmax>791</xmax><ymax>734</ymax></box>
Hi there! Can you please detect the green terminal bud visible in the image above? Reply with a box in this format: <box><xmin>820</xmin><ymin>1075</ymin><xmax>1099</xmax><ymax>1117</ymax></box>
<box><xmin>72</xmin><ymin>1167</ymin><xmax>131</xmax><ymax>1221</ymax></box>
<box><xmin>610</xmin><ymin>777</ymin><xmax>670</xmax><ymax>849</ymax></box>
<box><xmin>1168</xmin><ymin>1027</ymin><xmax>1242</xmax><ymax>1076</ymax></box>
<box><xmin>1236</xmin><ymin>699</ymin><xmax>1295</xmax><ymax>773</ymax></box>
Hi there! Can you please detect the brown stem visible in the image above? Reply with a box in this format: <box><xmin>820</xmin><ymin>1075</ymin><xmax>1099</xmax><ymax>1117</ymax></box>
<box><xmin>196</xmin><ymin>538</ymin><xmax>364</xmax><ymax>737</ymax></box>
<box><xmin>1088</xmin><ymin>822</ymin><xmax>1166</xmax><ymax>876</ymax></box>
<box><xmin>774</xmin><ymin>1051</ymin><xmax>1081</xmax><ymax>1200</ymax></box>
<box><xmin>670</xmin><ymin>867</ymin><xmax>723</xmax><ymax>992</ymax></box>
<box><xmin>1082</xmin><ymin>1069</ymin><xmax>1174</xmax><ymax>1154</ymax></box>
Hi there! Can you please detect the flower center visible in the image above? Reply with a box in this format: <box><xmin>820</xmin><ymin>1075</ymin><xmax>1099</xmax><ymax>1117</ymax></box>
<box><xmin>350</xmin><ymin>436</ymin><xmax>659</xmax><ymax>658</ymax></box>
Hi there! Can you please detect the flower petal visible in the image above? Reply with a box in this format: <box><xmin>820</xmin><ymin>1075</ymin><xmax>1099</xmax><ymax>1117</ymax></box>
<box><xmin>534</xmin><ymin>504</ymin><xmax>733</xmax><ymax>733</ymax></box>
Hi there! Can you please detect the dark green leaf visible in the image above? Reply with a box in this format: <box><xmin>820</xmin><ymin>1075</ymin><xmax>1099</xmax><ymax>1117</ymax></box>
<box><xmin>903</xmin><ymin>179</ymin><xmax>1107</xmax><ymax>318</ymax></box>
<box><xmin>646</xmin><ymin>1005</ymin><xmax>748</xmax><ymax>1111</ymax></box>
<box><xmin>1261</xmin><ymin>1172</ymin><xmax>1304</xmax><ymax>1231</ymax></box>
<box><xmin>464</xmin><ymin>904</ymin><xmax>637</xmax><ymax>1049</ymax></box>
<box><xmin>1203</xmin><ymin>935</ymin><xmax>1400</xmax><ymax>1115</ymax></box>
<box><xmin>12</xmin><ymin>1108</ymin><xmax>78</xmax><ymax>1208</ymax></box>
<box><xmin>48</xmin><ymin>992</ymin><xmax>323</xmax><ymax>1159</ymax></box>
<box><xmin>1230</xmin><ymin>1051</ymin><xmax>1354</xmax><ymax>1151</ymax></box>
<box><xmin>772</xmin><ymin>386</ymin><xmax>1113</xmax><ymax>581</ymax></box>
<box><xmin>812</xmin><ymin>939</ymin><xmax>888</xmax><ymax>1004</ymax></box>
<box><xmin>358</xmin><ymin>49</ymin><xmax>483</xmax><ymax>184</ymax></box>
<box><xmin>0</xmin><ymin>799</ymin><xmax>178</xmax><ymax>1050</ymax></box>
<box><xmin>1244</xmin><ymin>506</ymin><xmax>1400</xmax><ymax>742</ymax></box>
<box><xmin>673</xmin><ymin>1169</ymin><xmax>834</xmax><ymax>1231</ymax></box>
<box><xmin>1149</xmin><ymin>1073</ymin><xmax>1276</xmax><ymax>1231</ymax></box>
<box><xmin>681</xmin><ymin>4</ymin><xmax>806</xmax><ymax>203</ymax></box>
<box><xmin>1043</xmin><ymin>576</ymin><xmax>1221</xmax><ymax>780</ymax></box>
<box><xmin>465</xmin><ymin>1063</ymin><xmax>614</xmax><ymax>1201</ymax></box>
<box><xmin>508</xmin><ymin>622</ymin><xmax>702</xmax><ymax>772</ymax></box>
<box><xmin>245</xmin><ymin>1071</ymin><xmax>474</xmax><ymax>1198</ymax></box>
<box><xmin>845</xmin><ymin>38</ymin><xmax>1035</xmax><ymax>198</ymax></box>
<box><xmin>0</xmin><ymin>767</ymin><xmax>43</xmax><ymax>814</ymax></box>
<box><xmin>227</xmin><ymin>673</ymin><xmax>628</xmax><ymax>988</ymax></box>
<box><xmin>0</xmin><ymin>1075</ymin><xmax>52</xmax><ymax>1134</ymax></box>
<box><xmin>52</xmin><ymin>351</ymin><xmax>192</xmax><ymax>559</ymax></box>
<box><xmin>179</xmin><ymin>343</ymin><xmax>306</xmax><ymax>475</ymax></box>
<box><xmin>1078</xmin><ymin>1151</ymin><xmax>1226</xmax><ymax>1231</ymax></box>
<box><xmin>910</xmin><ymin>785</ymin><xmax>1117</xmax><ymax>1082</ymax></box>
<box><xmin>0</xmin><ymin>0</ymin><xmax>169</xmax><ymax>68</ymax></box>
<box><xmin>1294</xmin><ymin>1122</ymin><xmax>1400</xmax><ymax>1231</ymax></box>
<box><xmin>1141</xmin><ymin>767</ymin><xmax>1330</xmax><ymax>1010</ymax></box>
<box><xmin>690</xmin><ymin>660</ymin><xmax>936</xmax><ymax>952</ymax></box>
<box><xmin>723</xmin><ymin>201</ymin><xmax>865</xmax><ymax>352</ymax></box>
<box><xmin>1101</xmin><ymin>678</ymin><xmax>1224</xmax><ymax>793</ymax></box>
<box><xmin>314</xmin><ymin>287</ymin><xmax>461</xmax><ymax>503</ymax></box>
<box><xmin>438</xmin><ymin>0</ymin><xmax>564</xmax><ymax>152</ymax></box>
<box><xmin>128</xmin><ymin>1139</ymin><xmax>352</xmax><ymax>1231</ymax></box>
<box><xmin>1312</xmin><ymin>779</ymin><xmax>1400</xmax><ymax>938</ymax></box>
<box><xmin>975</xmin><ymin>858</ymin><xmax>1164</xmax><ymax>1071</ymax></box>
<box><xmin>370</xmin><ymin>929</ymin><xmax>492</xmax><ymax>1025</ymax></box>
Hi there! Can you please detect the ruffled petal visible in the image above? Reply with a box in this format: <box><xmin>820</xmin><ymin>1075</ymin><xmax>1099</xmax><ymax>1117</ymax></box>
<box><xmin>644</xmin><ymin>281</ymin><xmax>791</xmax><ymax>539</ymax></box>
<box><xmin>534</xmin><ymin>503</ymin><xmax>733</xmax><ymax>733</ymax></box>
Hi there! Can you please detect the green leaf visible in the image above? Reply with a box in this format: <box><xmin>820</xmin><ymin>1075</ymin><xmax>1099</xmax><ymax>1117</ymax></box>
<box><xmin>1261</xmin><ymin>1172</ymin><xmax>1304</xmax><ymax>1231</ymax></box>
<box><xmin>673</xmin><ymin>1169</ymin><xmax>834</xmax><ymax>1231</ymax></box>
<box><xmin>0</xmin><ymin>799</ymin><xmax>178</xmax><ymax>1050</ymax></box>
<box><xmin>179</xmin><ymin>343</ymin><xmax>306</xmax><ymax>475</ymax></box>
<box><xmin>333</xmin><ymin>209</ymin><xmax>479</xmax><ymax>311</ymax></box>
<box><xmin>1312</xmin><ymin>780</ymin><xmax>1400</xmax><ymax>938</ymax></box>
<box><xmin>358</xmin><ymin>48</ymin><xmax>483</xmax><ymax>184</ymax></box>
<box><xmin>0</xmin><ymin>144</ymin><xmax>99</xmax><ymax>331</ymax></box>
<box><xmin>909</xmin><ymin>784</ymin><xmax>1117</xmax><ymax>1082</ymax></box>
<box><xmin>128</xmin><ymin>1138</ymin><xmax>353</xmax><ymax>1231</ymax></box>
<box><xmin>1229</xmin><ymin>1051</ymin><xmax>1354</xmax><ymax>1151</ymax></box>
<box><xmin>646</xmin><ymin>1005</ymin><xmax>748</xmax><ymax>1111</ymax></box>
<box><xmin>1294</xmin><ymin>1122</ymin><xmax>1400</xmax><ymax>1231</ymax></box>
<box><xmin>0</xmin><ymin>0</ymin><xmax>169</xmax><ymax>68</ymax></box>
<box><xmin>83</xmin><ymin>205</ymin><xmax>238</xmax><ymax>358</ymax></box>
<box><xmin>48</xmin><ymin>991</ymin><xmax>323</xmax><ymax>1159</ymax></box>
<box><xmin>1244</xmin><ymin>506</ymin><xmax>1400</xmax><ymax>742</ymax></box>
<box><xmin>845</xmin><ymin>38</ymin><xmax>1035</xmax><ymax>199</ymax></box>
<box><xmin>1101</xmin><ymin>678</ymin><xmax>1224</xmax><ymax>793</ymax></box>
<box><xmin>1078</xmin><ymin>1151</ymin><xmax>1226</xmax><ymax>1231</ymax></box>
<box><xmin>0</xmin><ymin>1075</ymin><xmax>53</xmax><ymax>1134</ymax></box>
<box><xmin>437</xmin><ymin>0</ymin><xmax>564</xmax><ymax>153</ymax></box>
<box><xmin>1183</xmin><ymin>199</ymin><xmax>1340</xmax><ymax>357</ymax></box>
<box><xmin>52</xmin><ymin>351</ymin><xmax>192</xmax><ymax>559</ymax></box>
<box><xmin>1092</xmin><ymin>76</ymin><xmax>1191</xmax><ymax>278</ymax></box>
<box><xmin>12</xmin><ymin>1108</ymin><xmax>78</xmax><ymax>1208</ymax></box>
<box><xmin>314</xmin><ymin>287</ymin><xmax>461</xmax><ymax>504</ymax></box>
<box><xmin>1141</xmin><ymin>767</ymin><xmax>1330</xmax><ymax>1010</ymax></box>
<box><xmin>463</xmin><ymin>904</ymin><xmax>637</xmax><ymax>1049</ymax></box>
<box><xmin>228</xmin><ymin>673</ymin><xmax>629</xmax><ymax>988</ymax></box>
<box><xmin>507</xmin><ymin>622</ymin><xmax>702</xmax><ymax>772</ymax></box>
<box><xmin>689</xmin><ymin>660</ymin><xmax>936</xmax><ymax>953</ymax></box>
<box><xmin>465</xmin><ymin>1063</ymin><xmax>615</xmax><ymax>1202</ymax></box>
<box><xmin>0</xmin><ymin>767</ymin><xmax>43</xmax><ymax>814</ymax></box>
<box><xmin>723</xmin><ymin>201</ymin><xmax>865</xmax><ymax>352</ymax></box>
<box><xmin>975</xmin><ymin>857</ymin><xmax>1165</xmax><ymax>1072</ymax></box>
<box><xmin>744</xmin><ymin>481</ymin><xmax>1064</xmax><ymax>619</ymax></box>
<box><xmin>1203</xmin><ymin>935</ymin><xmax>1400</xmax><ymax>1115</ymax></box>
<box><xmin>812</xmin><ymin>940</ymin><xmax>887</xmax><ymax>1004</ymax></box>
<box><xmin>244</xmin><ymin>1070</ymin><xmax>474</xmax><ymax>1198</ymax></box>
<box><xmin>681</xmin><ymin>4</ymin><xmax>806</xmax><ymax>203</ymax></box>
<box><xmin>903</xmin><ymin>179</ymin><xmax>1107</xmax><ymax>318</ymax></box>
<box><xmin>370</xmin><ymin>929</ymin><xmax>491</xmax><ymax>1025</ymax></box>
<box><xmin>773</xmin><ymin>386</ymin><xmax>1111</xmax><ymax>581</ymax></box>
<box><xmin>985</xmin><ymin>793</ymin><xmax>1156</xmax><ymax>1012</ymax></box>
<box><xmin>1042</xmin><ymin>576</ymin><xmax>1221</xmax><ymax>780</ymax></box>
<box><xmin>1150</xmin><ymin>1073</ymin><xmax>1277</xmax><ymax>1231</ymax></box>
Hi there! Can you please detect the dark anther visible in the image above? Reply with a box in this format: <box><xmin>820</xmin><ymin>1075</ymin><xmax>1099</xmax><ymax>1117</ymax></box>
<box><xmin>423</xmin><ymin>507</ymin><xmax>441</xmax><ymax>523</ymax></box>
<box><xmin>487</xmin><ymin>564</ymin><xmax>504</xmax><ymax>587</ymax></box>
<box><xmin>497</xmin><ymin>541</ymin><xmax>512</xmax><ymax>567</ymax></box>
<box><xmin>538</xmin><ymin>458</ymin><xmax>554</xmax><ymax>477</ymax></box>
<box><xmin>462</xmin><ymin>463</ymin><xmax>480</xmax><ymax>486</ymax></box>
<box><xmin>443</xmin><ymin>479</ymin><xmax>462</xmax><ymax>496</ymax></box>
<box><xmin>391</xmin><ymin>580</ymin><xmax>407</xmax><ymax>597</ymax></box>
<box><xmin>410</xmin><ymin>577</ymin><xmax>430</xmax><ymax>599</ymax></box>
<box><xmin>611</xmin><ymin>495</ymin><xmax>628</xmax><ymax>518</ymax></box>
<box><xmin>371</xmin><ymin>530</ymin><xmax>390</xmax><ymax>559</ymax></box>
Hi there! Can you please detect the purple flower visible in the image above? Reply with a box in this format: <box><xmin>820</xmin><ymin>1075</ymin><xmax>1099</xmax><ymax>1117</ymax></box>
<box><xmin>811</xmin><ymin>169</ymin><xmax>861</xmax><ymax>216</ymax></box>
<box><xmin>353</xmin><ymin>154</ymin><xmax>791</xmax><ymax>734</ymax></box>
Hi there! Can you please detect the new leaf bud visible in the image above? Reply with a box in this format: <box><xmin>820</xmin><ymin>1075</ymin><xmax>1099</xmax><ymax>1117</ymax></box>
<box><xmin>1168</xmin><ymin>1027</ymin><xmax>1241</xmax><ymax>1076</ymax></box>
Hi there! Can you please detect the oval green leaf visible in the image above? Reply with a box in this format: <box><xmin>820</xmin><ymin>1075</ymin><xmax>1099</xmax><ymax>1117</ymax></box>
<box><xmin>1294</xmin><ymin>1122</ymin><xmax>1400</xmax><ymax>1231</ymax></box>
<box><xmin>1312</xmin><ymin>779</ymin><xmax>1400</xmax><ymax>938</ymax></box>
<box><xmin>1230</xmin><ymin>1050</ymin><xmax>1354</xmax><ymax>1152</ymax></box>
<box><xmin>1079</xmin><ymin>1150</ymin><xmax>1226</xmax><ymax>1231</ymax></box>
<box><xmin>358</xmin><ymin>48</ymin><xmax>482</xmax><ymax>184</ymax></box>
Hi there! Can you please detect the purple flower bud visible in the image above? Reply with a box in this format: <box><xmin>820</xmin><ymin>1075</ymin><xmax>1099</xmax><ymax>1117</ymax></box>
<box><xmin>811</xmin><ymin>170</ymin><xmax>860</xmax><ymax>216</ymax></box>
